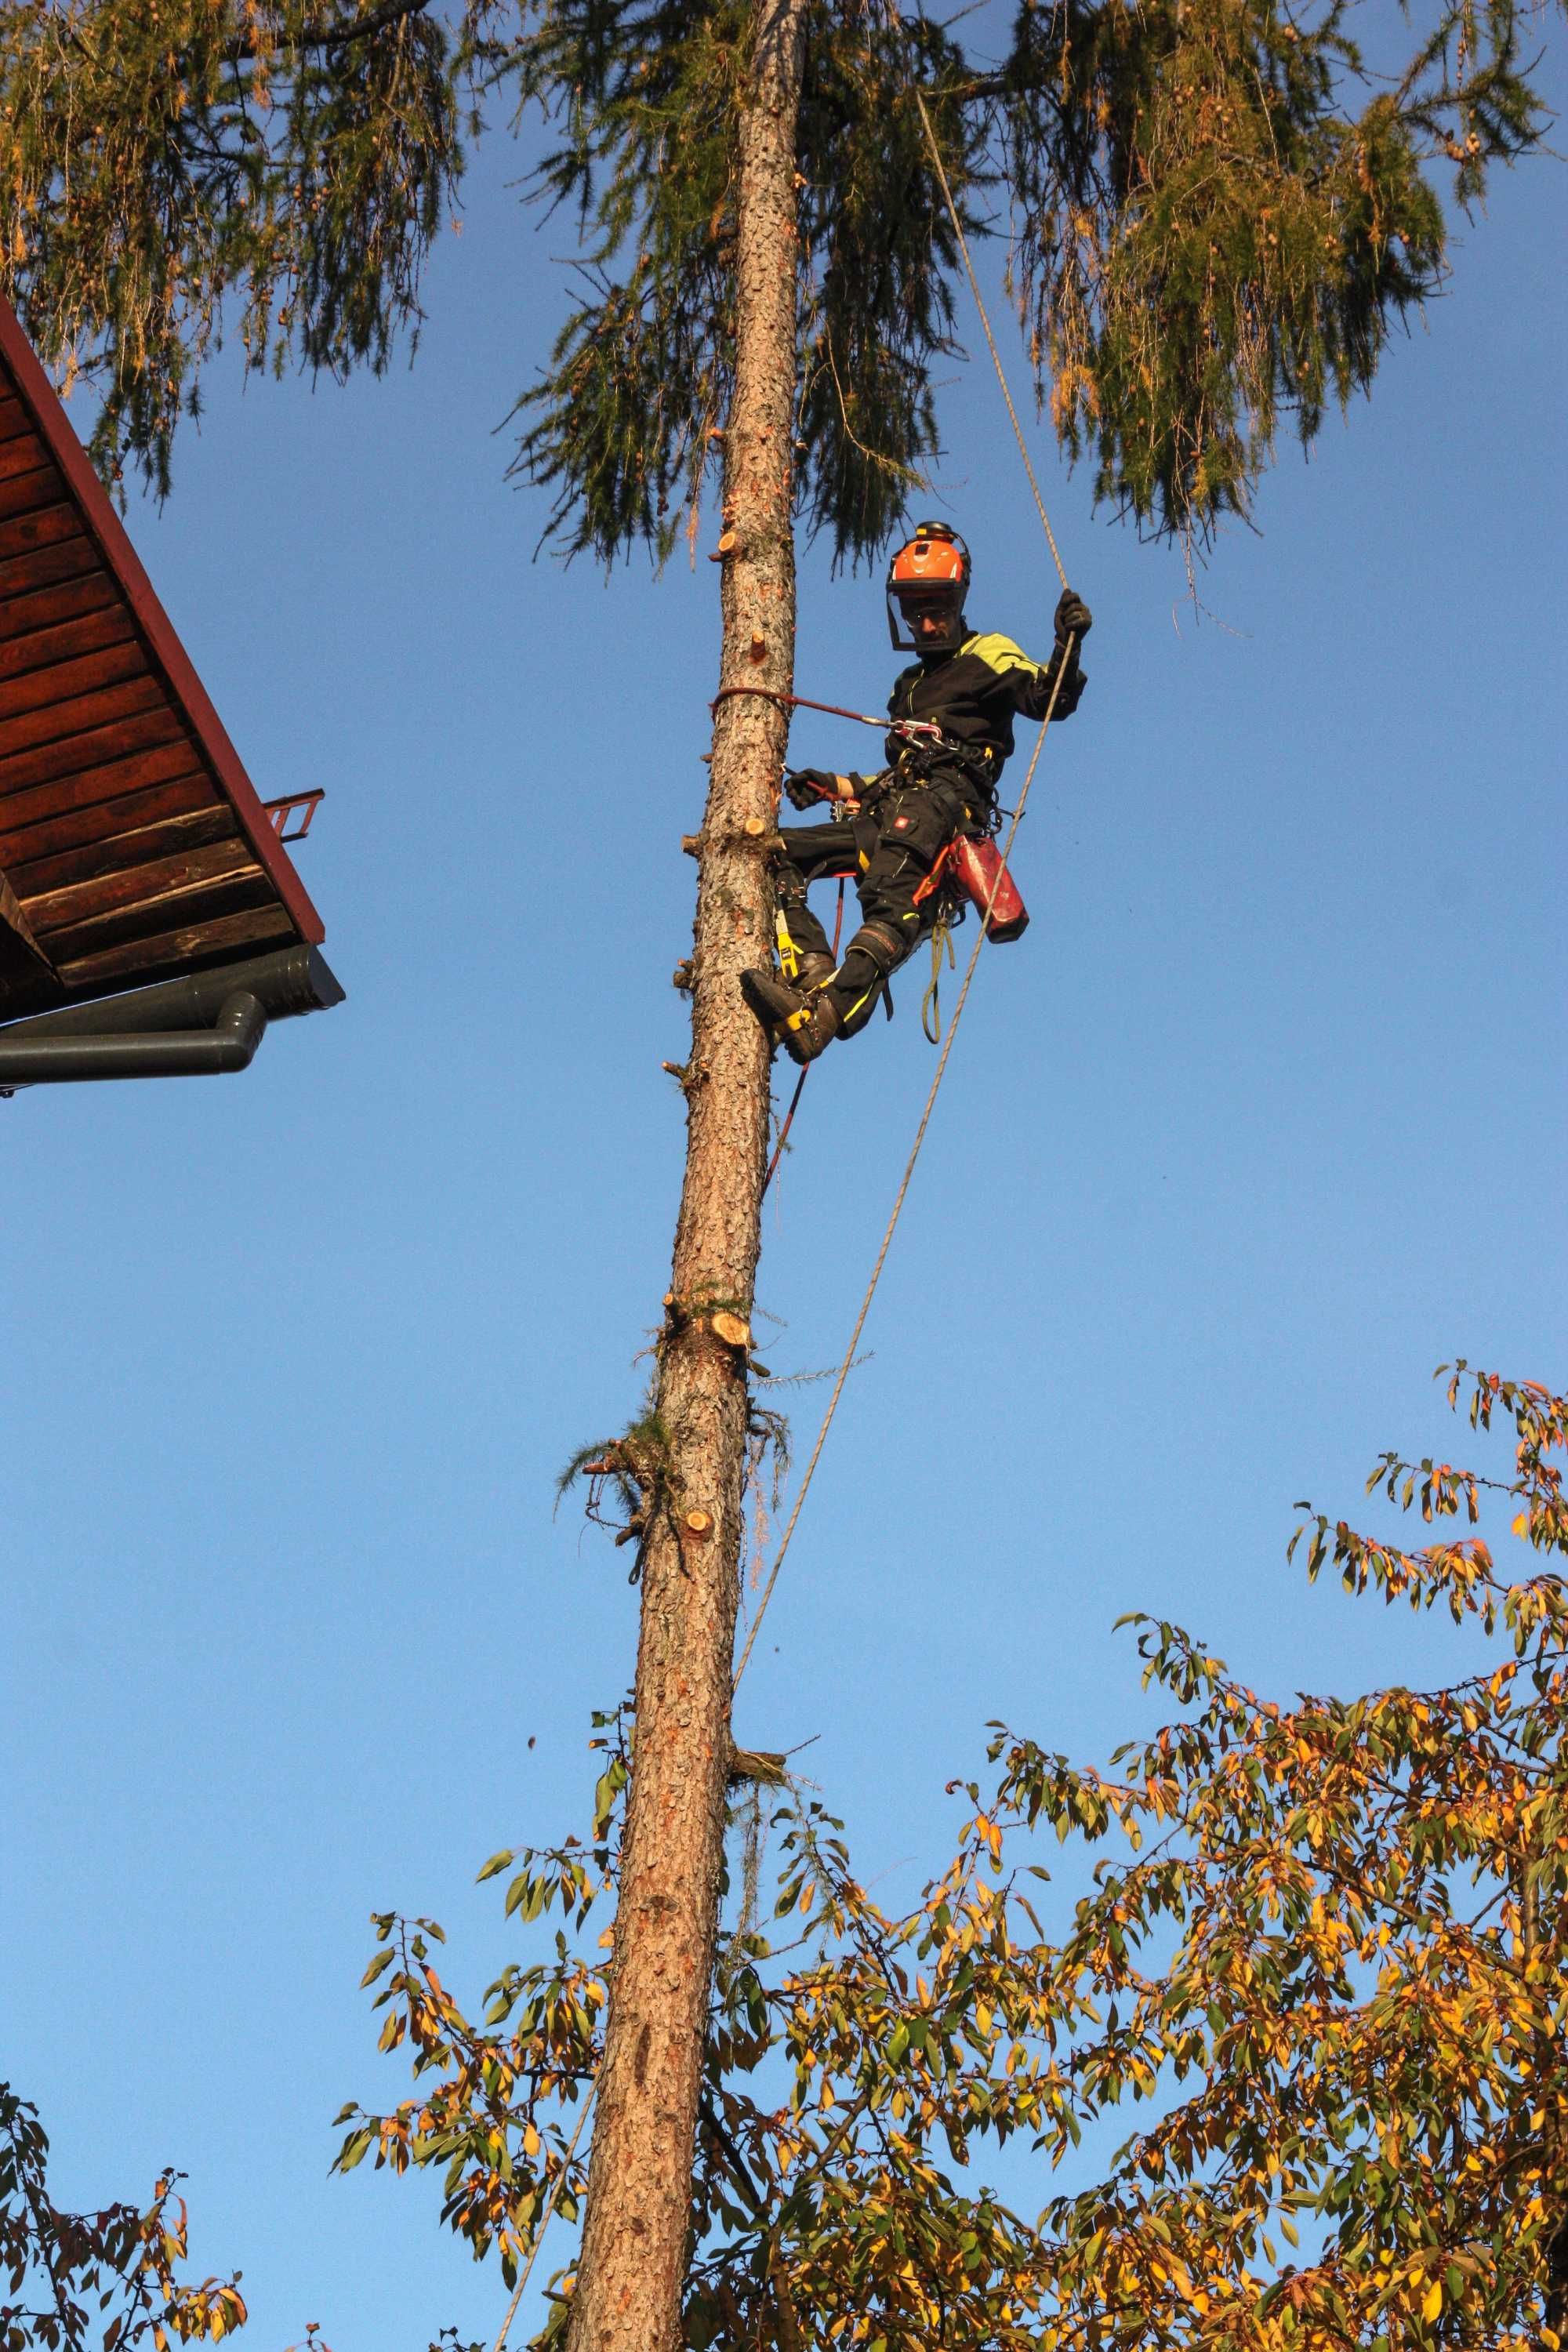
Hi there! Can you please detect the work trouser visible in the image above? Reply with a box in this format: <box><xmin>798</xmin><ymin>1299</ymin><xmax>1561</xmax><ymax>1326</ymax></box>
<box><xmin>774</xmin><ymin>776</ymin><xmax>971</xmax><ymax>1037</ymax></box>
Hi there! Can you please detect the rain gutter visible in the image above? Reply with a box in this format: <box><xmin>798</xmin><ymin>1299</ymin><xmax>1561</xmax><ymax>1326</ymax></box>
<box><xmin>0</xmin><ymin>945</ymin><xmax>344</xmax><ymax>1091</ymax></box>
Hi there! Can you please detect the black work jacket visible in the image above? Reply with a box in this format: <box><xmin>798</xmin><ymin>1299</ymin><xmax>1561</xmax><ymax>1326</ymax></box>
<box><xmin>884</xmin><ymin>631</ymin><xmax>1087</xmax><ymax>786</ymax></box>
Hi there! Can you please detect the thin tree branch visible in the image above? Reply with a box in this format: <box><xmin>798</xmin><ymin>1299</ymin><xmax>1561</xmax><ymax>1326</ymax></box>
<box><xmin>225</xmin><ymin>0</ymin><xmax>434</xmax><ymax>64</ymax></box>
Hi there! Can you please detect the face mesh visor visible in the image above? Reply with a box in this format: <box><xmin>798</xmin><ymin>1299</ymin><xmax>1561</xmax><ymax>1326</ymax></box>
<box><xmin>887</xmin><ymin>585</ymin><xmax>966</xmax><ymax>652</ymax></box>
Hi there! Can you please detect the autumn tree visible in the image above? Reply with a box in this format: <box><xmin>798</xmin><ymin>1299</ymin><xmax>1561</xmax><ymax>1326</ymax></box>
<box><xmin>4</xmin><ymin>0</ymin><xmax>1561</xmax><ymax>2337</ymax></box>
<box><xmin>0</xmin><ymin>2085</ymin><xmax>247</xmax><ymax>2352</ymax></box>
<box><xmin>343</xmin><ymin>1360</ymin><xmax>1568</xmax><ymax>2349</ymax></box>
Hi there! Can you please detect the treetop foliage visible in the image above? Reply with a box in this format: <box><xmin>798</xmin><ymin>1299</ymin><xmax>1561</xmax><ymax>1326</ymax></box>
<box><xmin>341</xmin><ymin>1362</ymin><xmax>1568</xmax><ymax>2349</ymax></box>
<box><xmin>0</xmin><ymin>0</ymin><xmax>1558</xmax><ymax>547</ymax></box>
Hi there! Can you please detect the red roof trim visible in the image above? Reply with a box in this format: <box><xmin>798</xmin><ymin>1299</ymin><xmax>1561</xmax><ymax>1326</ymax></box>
<box><xmin>0</xmin><ymin>305</ymin><xmax>324</xmax><ymax>945</ymax></box>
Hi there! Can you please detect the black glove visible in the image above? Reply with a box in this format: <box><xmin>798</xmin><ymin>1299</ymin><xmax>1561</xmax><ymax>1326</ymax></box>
<box><xmin>785</xmin><ymin>768</ymin><xmax>837</xmax><ymax>811</ymax></box>
<box><xmin>1054</xmin><ymin>588</ymin><xmax>1094</xmax><ymax>647</ymax></box>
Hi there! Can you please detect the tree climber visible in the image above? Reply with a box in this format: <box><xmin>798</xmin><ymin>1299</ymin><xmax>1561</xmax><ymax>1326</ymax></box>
<box><xmin>739</xmin><ymin>523</ymin><xmax>1092</xmax><ymax>1065</ymax></box>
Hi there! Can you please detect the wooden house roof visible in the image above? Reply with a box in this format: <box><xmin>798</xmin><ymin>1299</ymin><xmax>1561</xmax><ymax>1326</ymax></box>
<box><xmin>0</xmin><ymin>304</ymin><xmax>325</xmax><ymax>1023</ymax></box>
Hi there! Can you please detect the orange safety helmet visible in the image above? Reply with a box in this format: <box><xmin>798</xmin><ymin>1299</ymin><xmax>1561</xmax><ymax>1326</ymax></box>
<box><xmin>887</xmin><ymin>521</ymin><xmax>971</xmax><ymax>652</ymax></box>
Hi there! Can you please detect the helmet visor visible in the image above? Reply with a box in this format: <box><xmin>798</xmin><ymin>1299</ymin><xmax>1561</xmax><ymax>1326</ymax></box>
<box><xmin>887</xmin><ymin>582</ymin><xmax>966</xmax><ymax>653</ymax></box>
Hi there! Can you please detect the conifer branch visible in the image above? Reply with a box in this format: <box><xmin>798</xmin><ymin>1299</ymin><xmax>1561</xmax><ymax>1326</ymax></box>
<box><xmin>225</xmin><ymin>0</ymin><xmax>437</xmax><ymax>62</ymax></box>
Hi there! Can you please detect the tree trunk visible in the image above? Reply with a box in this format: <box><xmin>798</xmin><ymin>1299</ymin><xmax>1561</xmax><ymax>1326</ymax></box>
<box><xmin>564</xmin><ymin>1</ymin><xmax>808</xmax><ymax>2346</ymax></box>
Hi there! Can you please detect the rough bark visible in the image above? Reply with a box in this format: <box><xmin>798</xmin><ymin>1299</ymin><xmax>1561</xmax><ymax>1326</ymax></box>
<box><xmin>563</xmin><ymin>2</ymin><xmax>808</xmax><ymax>2347</ymax></box>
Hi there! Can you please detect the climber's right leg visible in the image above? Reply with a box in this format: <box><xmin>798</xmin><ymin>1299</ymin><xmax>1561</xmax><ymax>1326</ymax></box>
<box><xmin>768</xmin><ymin>819</ymin><xmax>855</xmax><ymax>987</ymax></box>
<box><xmin>772</xmin><ymin>868</ymin><xmax>837</xmax><ymax>993</ymax></box>
<box><xmin>740</xmin><ymin>820</ymin><xmax>857</xmax><ymax>1058</ymax></box>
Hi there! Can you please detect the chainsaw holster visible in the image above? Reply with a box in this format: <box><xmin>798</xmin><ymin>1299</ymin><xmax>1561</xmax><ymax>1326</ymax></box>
<box><xmin>948</xmin><ymin>833</ymin><xmax>1029</xmax><ymax>942</ymax></box>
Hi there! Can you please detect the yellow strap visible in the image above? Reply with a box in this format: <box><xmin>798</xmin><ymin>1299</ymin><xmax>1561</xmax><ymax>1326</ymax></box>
<box><xmin>920</xmin><ymin>906</ymin><xmax>956</xmax><ymax>1045</ymax></box>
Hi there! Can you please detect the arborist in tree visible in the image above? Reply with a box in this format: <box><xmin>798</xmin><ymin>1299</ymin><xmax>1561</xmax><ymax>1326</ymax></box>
<box><xmin>740</xmin><ymin>523</ymin><xmax>1092</xmax><ymax>1065</ymax></box>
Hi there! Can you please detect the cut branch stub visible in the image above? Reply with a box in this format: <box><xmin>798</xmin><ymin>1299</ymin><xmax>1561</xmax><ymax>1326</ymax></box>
<box><xmin>682</xmin><ymin>1508</ymin><xmax>714</xmax><ymax>1541</ymax></box>
<box><xmin>708</xmin><ymin>1312</ymin><xmax>753</xmax><ymax>1350</ymax></box>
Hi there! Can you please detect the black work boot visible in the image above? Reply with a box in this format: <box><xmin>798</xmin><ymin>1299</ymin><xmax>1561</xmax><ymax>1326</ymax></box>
<box><xmin>739</xmin><ymin>968</ymin><xmax>843</xmax><ymax>1065</ymax></box>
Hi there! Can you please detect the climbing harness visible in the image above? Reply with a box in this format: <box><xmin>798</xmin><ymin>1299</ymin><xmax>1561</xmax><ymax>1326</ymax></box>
<box><xmin>730</xmin><ymin>59</ymin><xmax>1079</xmax><ymax>1692</ymax></box>
<box><xmin>747</xmin><ymin>699</ymin><xmax>1030</xmax><ymax>1073</ymax></box>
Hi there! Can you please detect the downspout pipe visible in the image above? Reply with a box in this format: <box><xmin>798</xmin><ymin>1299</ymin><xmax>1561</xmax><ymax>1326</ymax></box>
<box><xmin>0</xmin><ymin>989</ymin><xmax>267</xmax><ymax>1084</ymax></box>
<box><xmin>0</xmin><ymin>944</ymin><xmax>344</xmax><ymax>1091</ymax></box>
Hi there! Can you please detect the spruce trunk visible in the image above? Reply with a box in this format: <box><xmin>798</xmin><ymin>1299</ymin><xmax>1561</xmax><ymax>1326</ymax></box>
<box><xmin>564</xmin><ymin>0</ymin><xmax>808</xmax><ymax>2344</ymax></box>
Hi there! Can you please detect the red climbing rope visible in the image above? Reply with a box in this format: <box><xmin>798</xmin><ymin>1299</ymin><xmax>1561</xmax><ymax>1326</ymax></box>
<box><xmin>712</xmin><ymin>682</ymin><xmax>943</xmax><ymax>743</ymax></box>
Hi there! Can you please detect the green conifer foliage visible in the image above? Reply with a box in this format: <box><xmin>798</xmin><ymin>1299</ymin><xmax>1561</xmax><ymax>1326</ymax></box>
<box><xmin>792</xmin><ymin>13</ymin><xmax>975</xmax><ymax>563</ymax></box>
<box><xmin>0</xmin><ymin>0</ymin><xmax>1557</xmax><ymax>539</ymax></box>
<box><xmin>0</xmin><ymin>0</ymin><xmax>462</xmax><ymax>493</ymax></box>
<box><xmin>998</xmin><ymin>0</ymin><xmax>1451</xmax><ymax>530</ymax></box>
<box><xmin>506</xmin><ymin>0</ymin><xmax>749</xmax><ymax>560</ymax></box>
<box><xmin>514</xmin><ymin>0</ymin><xmax>980</xmax><ymax>564</ymax></box>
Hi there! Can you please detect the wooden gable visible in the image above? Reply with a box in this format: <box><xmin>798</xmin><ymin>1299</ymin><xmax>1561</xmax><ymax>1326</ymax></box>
<box><xmin>0</xmin><ymin>304</ymin><xmax>325</xmax><ymax>1022</ymax></box>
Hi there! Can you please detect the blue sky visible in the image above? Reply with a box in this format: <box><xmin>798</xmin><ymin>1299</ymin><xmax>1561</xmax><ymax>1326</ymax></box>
<box><xmin>2</xmin><ymin>49</ymin><xmax>1564</xmax><ymax>2352</ymax></box>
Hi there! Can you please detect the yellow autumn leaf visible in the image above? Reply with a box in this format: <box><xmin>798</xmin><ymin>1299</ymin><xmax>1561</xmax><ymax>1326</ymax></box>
<box><xmin>1423</xmin><ymin>2279</ymin><xmax>1443</xmax><ymax>2322</ymax></box>
<box><xmin>1512</xmin><ymin>1512</ymin><xmax>1529</xmax><ymax>1536</ymax></box>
